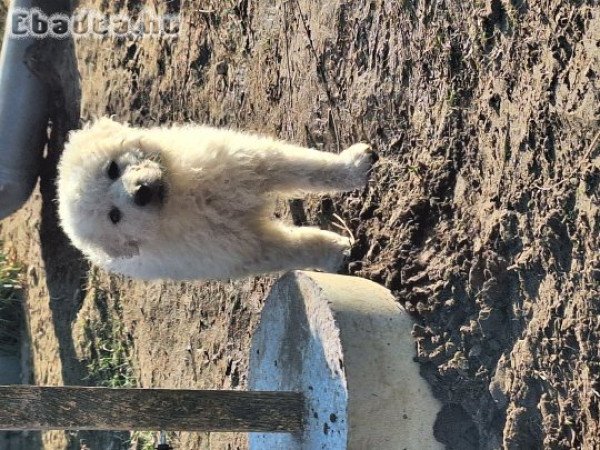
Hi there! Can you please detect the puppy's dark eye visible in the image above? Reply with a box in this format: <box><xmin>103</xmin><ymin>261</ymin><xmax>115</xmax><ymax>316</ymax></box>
<box><xmin>109</xmin><ymin>207</ymin><xmax>121</xmax><ymax>224</ymax></box>
<box><xmin>107</xmin><ymin>161</ymin><xmax>120</xmax><ymax>180</ymax></box>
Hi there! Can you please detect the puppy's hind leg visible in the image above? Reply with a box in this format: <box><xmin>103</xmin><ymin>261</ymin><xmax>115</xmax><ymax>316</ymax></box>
<box><xmin>248</xmin><ymin>223</ymin><xmax>351</xmax><ymax>274</ymax></box>
<box><xmin>247</xmin><ymin>139</ymin><xmax>377</xmax><ymax>193</ymax></box>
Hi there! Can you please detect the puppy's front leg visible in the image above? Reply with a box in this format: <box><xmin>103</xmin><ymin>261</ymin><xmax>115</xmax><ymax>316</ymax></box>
<box><xmin>245</xmin><ymin>138</ymin><xmax>377</xmax><ymax>193</ymax></box>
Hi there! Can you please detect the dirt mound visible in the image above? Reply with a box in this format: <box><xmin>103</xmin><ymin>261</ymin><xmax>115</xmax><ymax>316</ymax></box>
<box><xmin>1</xmin><ymin>1</ymin><xmax>598</xmax><ymax>449</ymax></box>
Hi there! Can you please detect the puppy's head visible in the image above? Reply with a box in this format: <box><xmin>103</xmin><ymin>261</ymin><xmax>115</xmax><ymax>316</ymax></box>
<box><xmin>57</xmin><ymin>117</ymin><xmax>168</xmax><ymax>262</ymax></box>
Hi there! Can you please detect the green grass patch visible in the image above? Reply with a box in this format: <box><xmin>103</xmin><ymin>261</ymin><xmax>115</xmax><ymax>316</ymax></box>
<box><xmin>77</xmin><ymin>276</ymin><xmax>163</xmax><ymax>448</ymax></box>
<box><xmin>80</xmin><ymin>283</ymin><xmax>135</xmax><ymax>388</ymax></box>
<box><xmin>0</xmin><ymin>250</ymin><xmax>23</xmax><ymax>348</ymax></box>
<box><xmin>129</xmin><ymin>431</ymin><xmax>156</xmax><ymax>450</ymax></box>
<box><xmin>128</xmin><ymin>431</ymin><xmax>176</xmax><ymax>450</ymax></box>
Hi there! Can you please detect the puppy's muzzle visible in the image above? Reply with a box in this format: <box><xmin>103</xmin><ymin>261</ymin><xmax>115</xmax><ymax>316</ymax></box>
<box><xmin>134</xmin><ymin>180</ymin><xmax>165</xmax><ymax>207</ymax></box>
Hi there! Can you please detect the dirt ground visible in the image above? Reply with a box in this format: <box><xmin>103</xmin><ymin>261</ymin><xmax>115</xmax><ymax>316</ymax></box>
<box><xmin>0</xmin><ymin>0</ymin><xmax>599</xmax><ymax>449</ymax></box>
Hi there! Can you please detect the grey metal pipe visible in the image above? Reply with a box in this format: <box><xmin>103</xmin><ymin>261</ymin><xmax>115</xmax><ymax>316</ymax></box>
<box><xmin>0</xmin><ymin>0</ymin><xmax>50</xmax><ymax>219</ymax></box>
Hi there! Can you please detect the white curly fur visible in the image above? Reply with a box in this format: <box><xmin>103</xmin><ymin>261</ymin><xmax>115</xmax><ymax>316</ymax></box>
<box><xmin>56</xmin><ymin>118</ymin><xmax>376</xmax><ymax>280</ymax></box>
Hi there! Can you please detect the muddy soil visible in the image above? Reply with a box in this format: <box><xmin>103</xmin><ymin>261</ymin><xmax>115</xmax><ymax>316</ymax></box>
<box><xmin>1</xmin><ymin>0</ymin><xmax>599</xmax><ymax>449</ymax></box>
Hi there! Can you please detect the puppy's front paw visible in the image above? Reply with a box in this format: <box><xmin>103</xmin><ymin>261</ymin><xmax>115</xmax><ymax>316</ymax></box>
<box><xmin>340</xmin><ymin>143</ymin><xmax>378</xmax><ymax>189</ymax></box>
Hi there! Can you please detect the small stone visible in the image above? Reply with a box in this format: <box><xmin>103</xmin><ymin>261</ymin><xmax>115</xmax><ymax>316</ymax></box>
<box><xmin>216</xmin><ymin>61</ymin><xmax>228</xmax><ymax>75</ymax></box>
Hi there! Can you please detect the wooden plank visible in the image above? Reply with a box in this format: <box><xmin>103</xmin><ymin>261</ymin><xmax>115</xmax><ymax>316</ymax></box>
<box><xmin>0</xmin><ymin>386</ymin><xmax>304</xmax><ymax>432</ymax></box>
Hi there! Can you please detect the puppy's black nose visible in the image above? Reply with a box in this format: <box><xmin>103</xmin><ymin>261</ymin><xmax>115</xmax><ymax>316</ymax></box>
<box><xmin>134</xmin><ymin>182</ymin><xmax>162</xmax><ymax>207</ymax></box>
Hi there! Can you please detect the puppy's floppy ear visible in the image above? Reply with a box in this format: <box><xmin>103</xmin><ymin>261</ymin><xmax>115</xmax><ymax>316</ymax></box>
<box><xmin>101</xmin><ymin>238</ymin><xmax>140</xmax><ymax>260</ymax></box>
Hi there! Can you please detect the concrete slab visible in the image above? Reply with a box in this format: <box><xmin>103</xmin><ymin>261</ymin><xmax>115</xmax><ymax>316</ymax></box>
<box><xmin>249</xmin><ymin>271</ymin><xmax>442</xmax><ymax>450</ymax></box>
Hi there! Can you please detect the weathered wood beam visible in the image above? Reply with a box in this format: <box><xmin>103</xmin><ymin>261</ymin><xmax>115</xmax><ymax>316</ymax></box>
<box><xmin>0</xmin><ymin>386</ymin><xmax>304</xmax><ymax>432</ymax></box>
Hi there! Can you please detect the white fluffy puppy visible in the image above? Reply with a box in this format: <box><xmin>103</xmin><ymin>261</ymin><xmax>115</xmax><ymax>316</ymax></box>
<box><xmin>57</xmin><ymin>118</ymin><xmax>376</xmax><ymax>280</ymax></box>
